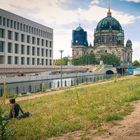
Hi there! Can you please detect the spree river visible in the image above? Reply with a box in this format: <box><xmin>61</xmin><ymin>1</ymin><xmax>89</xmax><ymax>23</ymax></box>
<box><xmin>0</xmin><ymin>73</ymin><xmax>113</xmax><ymax>97</ymax></box>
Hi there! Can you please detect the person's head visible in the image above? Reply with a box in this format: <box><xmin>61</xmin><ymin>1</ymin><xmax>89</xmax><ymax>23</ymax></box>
<box><xmin>9</xmin><ymin>98</ymin><xmax>16</xmax><ymax>104</ymax></box>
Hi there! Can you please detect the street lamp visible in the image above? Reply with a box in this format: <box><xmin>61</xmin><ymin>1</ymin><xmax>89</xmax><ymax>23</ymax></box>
<box><xmin>59</xmin><ymin>50</ymin><xmax>64</xmax><ymax>88</ymax></box>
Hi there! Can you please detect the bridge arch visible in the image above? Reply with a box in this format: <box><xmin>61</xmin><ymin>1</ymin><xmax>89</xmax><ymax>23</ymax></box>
<box><xmin>106</xmin><ymin>70</ymin><xmax>114</xmax><ymax>75</ymax></box>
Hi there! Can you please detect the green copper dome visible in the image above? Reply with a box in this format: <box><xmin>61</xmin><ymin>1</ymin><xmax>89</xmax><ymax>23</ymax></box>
<box><xmin>96</xmin><ymin>10</ymin><xmax>122</xmax><ymax>31</ymax></box>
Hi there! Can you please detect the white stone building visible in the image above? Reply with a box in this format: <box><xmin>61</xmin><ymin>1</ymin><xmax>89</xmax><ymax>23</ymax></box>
<box><xmin>0</xmin><ymin>9</ymin><xmax>53</xmax><ymax>68</ymax></box>
<box><xmin>72</xmin><ymin>9</ymin><xmax>132</xmax><ymax>66</ymax></box>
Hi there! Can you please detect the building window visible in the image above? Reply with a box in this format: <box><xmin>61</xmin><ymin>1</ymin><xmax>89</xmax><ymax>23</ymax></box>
<box><xmin>7</xmin><ymin>19</ymin><xmax>10</xmax><ymax>27</ymax></box>
<box><xmin>50</xmin><ymin>41</ymin><xmax>52</xmax><ymax>48</ymax></box>
<box><xmin>0</xmin><ymin>16</ymin><xmax>2</xmax><ymax>25</ymax></box>
<box><xmin>42</xmin><ymin>39</ymin><xmax>44</xmax><ymax>46</ymax></box>
<box><xmin>0</xmin><ymin>29</ymin><xmax>5</xmax><ymax>38</ymax></box>
<box><xmin>21</xmin><ymin>57</ymin><xmax>24</xmax><ymax>65</ymax></box>
<box><xmin>46</xmin><ymin>49</ymin><xmax>48</xmax><ymax>57</ymax></box>
<box><xmin>20</xmin><ymin>23</ymin><xmax>23</xmax><ymax>31</ymax></box>
<box><xmin>29</xmin><ymin>26</ymin><xmax>31</xmax><ymax>33</ymax></box>
<box><xmin>37</xmin><ymin>58</ymin><xmax>40</xmax><ymax>65</ymax></box>
<box><xmin>23</xmin><ymin>24</ymin><xmax>25</xmax><ymax>32</ymax></box>
<box><xmin>8</xmin><ymin>56</ymin><xmax>12</xmax><ymax>64</ymax></box>
<box><xmin>21</xmin><ymin>34</ymin><xmax>25</xmax><ymax>42</ymax></box>
<box><xmin>15</xmin><ymin>32</ymin><xmax>19</xmax><ymax>41</ymax></box>
<box><xmin>37</xmin><ymin>38</ymin><xmax>40</xmax><ymax>45</ymax></box>
<box><xmin>17</xmin><ymin>22</ymin><xmax>20</xmax><ymax>30</ymax></box>
<box><xmin>49</xmin><ymin>50</ymin><xmax>52</xmax><ymax>57</ymax></box>
<box><xmin>42</xmin><ymin>59</ymin><xmax>44</xmax><ymax>65</ymax></box>
<box><xmin>50</xmin><ymin>60</ymin><xmax>52</xmax><ymax>65</ymax></box>
<box><xmin>27</xmin><ymin>46</ymin><xmax>30</xmax><ymax>55</ymax></box>
<box><xmin>0</xmin><ymin>41</ymin><xmax>4</xmax><ymax>52</ymax></box>
<box><xmin>26</xmin><ymin>25</ymin><xmax>28</xmax><ymax>32</ymax></box>
<box><xmin>46</xmin><ymin>40</ymin><xmax>48</xmax><ymax>47</ymax></box>
<box><xmin>32</xmin><ymin>58</ymin><xmax>35</xmax><ymax>65</ymax></box>
<box><xmin>32</xmin><ymin>27</ymin><xmax>33</xmax><ymax>34</ymax></box>
<box><xmin>15</xmin><ymin>56</ymin><xmax>18</xmax><ymax>64</ymax></box>
<box><xmin>27</xmin><ymin>35</ymin><xmax>30</xmax><ymax>43</ymax></box>
<box><xmin>3</xmin><ymin>17</ymin><xmax>6</xmax><ymax>26</ymax></box>
<box><xmin>41</xmin><ymin>48</ymin><xmax>44</xmax><ymax>56</ymax></box>
<box><xmin>27</xmin><ymin>57</ymin><xmax>30</xmax><ymax>65</ymax></box>
<box><xmin>46</xmin><ymin>59</ymin><xmax>48</xmax><ymax>65</ymax></box>
<box><xmin>8</xmin><ymin>31</ymin><xmax>12</xmax><ymax>40</ymax></box>
<box><xmin>10</xmin><ymin>20</ymin><xmax>13</xmax><ymax>28</ymax></box>
<box><xmin>37</xmin><ymin>48</ymin><xmax>40</xmax><ymax>56</ymax></box>
<box><xmin>32</xmin><ymin>37</ymin><xmax>35</xmax><ymax>44</ymax></box>
<box><xmin>32</xmin><ymin>47</ymin><xmax>35</xmax><ymax>56</ymax></box>
<box><xmin>15</xmin><ymin>44</ymin><xmax>19</xmax><ymax>54</ymax></box>
<box><xmin>21</xmin><ymin>45</ymin><xmax>25</xmax><ymax>54</ymax></box>
<box><xmin>8</xmin><ymin>42</ymin><xmax>12</xmax><ymax>53</ymax></box>
<box><xmin>14</xmin><ymin>21</ymin><xmax>16</xmax><ymax>29</ymax></box>
<box><xmin>0</xmin><ymin>56</ymin><xmax>4</xmax><ymax>64</ymax></box>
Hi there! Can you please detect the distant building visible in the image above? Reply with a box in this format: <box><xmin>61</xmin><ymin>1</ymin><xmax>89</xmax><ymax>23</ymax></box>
<box><xmin>0</xmin><ymin>9</ymin><xmax>53</xmax><ymax>67</ymax></box>
<box><xmin>71</xmin><ymin>8</ymin><xmax>132</xmax><ymax>66</ymax></box>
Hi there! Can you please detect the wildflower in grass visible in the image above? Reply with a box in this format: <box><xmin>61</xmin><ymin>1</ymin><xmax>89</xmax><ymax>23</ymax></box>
<box><xmin>2</xmin><ymin>81</ymin><xmax>7</xmax><ymax>105</ymax></box>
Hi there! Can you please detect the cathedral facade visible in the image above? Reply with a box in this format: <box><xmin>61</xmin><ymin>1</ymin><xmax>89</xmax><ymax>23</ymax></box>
<box><xmin>71</xmin><ymin>9</ymin><xmax>132</xmax><ymax>66</ymax></box>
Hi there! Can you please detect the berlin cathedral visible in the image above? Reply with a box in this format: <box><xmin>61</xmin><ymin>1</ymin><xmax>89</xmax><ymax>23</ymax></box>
<box><xmin>71</xmin><ymin>8</ymin><xmax>132</xmax><ymax>66</ymax></box>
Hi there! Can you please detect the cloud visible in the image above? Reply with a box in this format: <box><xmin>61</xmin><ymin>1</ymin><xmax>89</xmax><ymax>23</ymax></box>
<box><xmin>90</xmin><ymin>0</ymin><xmax>101</xmax><ymax>5</ymax></box>
<box><xmin>132</xmin><ymin>41</ymin><xmax>140</xmax><ymax>61</ymax></box>
<box><xmin>124</xmin><ymin>0</ymin><xmax>140</xmax><ymax>3</ymax></box>
<box><xmin>0</xmin><ymin>0</ymin><xmax>139</xmax><ymax>59</ymax></box>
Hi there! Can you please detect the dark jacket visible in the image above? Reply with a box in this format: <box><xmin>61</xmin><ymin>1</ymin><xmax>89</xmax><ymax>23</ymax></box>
<box><xmin>9</xmin><ymin>103</ymin><xmax>24</xmax><ymax>118</ymax></box>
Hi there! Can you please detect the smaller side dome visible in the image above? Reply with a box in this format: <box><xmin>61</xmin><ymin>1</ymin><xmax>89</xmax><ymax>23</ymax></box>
<box><xmin>126</xmin><ymin>39</ymin><xmax>132</xmax><ymax>48</ymax></box>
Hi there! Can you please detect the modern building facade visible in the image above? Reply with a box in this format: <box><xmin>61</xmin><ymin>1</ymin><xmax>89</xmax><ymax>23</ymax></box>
<box><xmin>72</xmin><ymin>8</ymin><xmax>132</xmax><ymax>66</ymax></box>
<box><xmin>0</xmin><ymin>9</ymin><xmax>53</xmax><ymax>67</ymax></box>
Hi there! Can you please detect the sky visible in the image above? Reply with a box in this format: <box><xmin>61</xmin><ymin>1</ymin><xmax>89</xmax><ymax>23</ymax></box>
<box><xmin>0</xmin><ymin>0</ymin><xmax>140</xmax><ymax>61</ymax></box>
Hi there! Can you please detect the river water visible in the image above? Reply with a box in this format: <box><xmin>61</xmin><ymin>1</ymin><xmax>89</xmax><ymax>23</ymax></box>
<box><xmin>0</xmin><ymin>73</ymin><xmax>113</xmax><ymax>97</ymax></box>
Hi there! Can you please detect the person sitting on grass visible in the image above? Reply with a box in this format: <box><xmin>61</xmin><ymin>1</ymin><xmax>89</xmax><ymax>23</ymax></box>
<box><xmin>9</xmin><ymin>98</ymin><xmax>24</xmax><ymax>118</ymax></box>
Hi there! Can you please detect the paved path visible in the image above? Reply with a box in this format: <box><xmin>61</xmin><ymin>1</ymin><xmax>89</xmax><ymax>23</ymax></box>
<box><xmin>94</xmin><ymin>100</ymin><xmax>140</xmax><ymax>140</ymax></box>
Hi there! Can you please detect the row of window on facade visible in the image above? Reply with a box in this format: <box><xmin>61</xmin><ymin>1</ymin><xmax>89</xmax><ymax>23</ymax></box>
<box><xmin>0</xmin><ymin>56</ymin><xmax>52</xmax><ymax>65</ymax></box>
<box><xmin>94</xmin><ymin>35</ymin><xmax>123</xmax><ymax>44</ymax></box>
<box><xmin>0</xmin><ymin>41</ymin><xmax>52</xmax><ymax>57</ymax></box>
<box><xmin>0</xmin><ymin>16</ymin><xmax>52</xmax><ymax>39</ymax></box>
<box><xmin>0</xmin><ymin>28</ymin><xmax>52</xmax><ymax>47</ymax></box>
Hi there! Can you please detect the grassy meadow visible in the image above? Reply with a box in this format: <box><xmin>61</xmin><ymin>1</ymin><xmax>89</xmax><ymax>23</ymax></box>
<box><xmin>3</xmin><ymin>76</ymin><xmax>140</xmax><ymax>139</ymax></box>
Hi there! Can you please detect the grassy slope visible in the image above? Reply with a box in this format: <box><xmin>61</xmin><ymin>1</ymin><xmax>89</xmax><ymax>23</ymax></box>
<box><xmin>7</xmin><ymin>76</ymin><xmax>140</xmax><ymax>139</ymax></box>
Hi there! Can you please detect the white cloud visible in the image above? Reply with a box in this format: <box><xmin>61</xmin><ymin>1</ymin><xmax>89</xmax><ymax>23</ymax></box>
<box><xmin>124</xmin><ymin>0</ymin><xmax>140</xmax><ymax>3</ymax></box>
<box><xmin>132</xmin><ymin>41</ymin><xmax>140</xmax><ymax>61</ymax></box>
<box><xmin>0</xmin><ymin>0</ymin><xmax>139</xmax><ymax>59</ymax></box>
<box><xmin>90</xmin><ymin>0</ymin><xmax>101</xmax><ymax>5</ymax></box>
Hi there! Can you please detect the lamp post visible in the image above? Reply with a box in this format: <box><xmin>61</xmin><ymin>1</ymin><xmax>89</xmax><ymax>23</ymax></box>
<box><xmin>122</xmin><ymin>48</ymin><xmax>124</xmax><ymax>76</ymax></box>
<box><xmin>59</xmin><ymin>50</ymin><xmax>64</xmax><ymax>88</ymax></box>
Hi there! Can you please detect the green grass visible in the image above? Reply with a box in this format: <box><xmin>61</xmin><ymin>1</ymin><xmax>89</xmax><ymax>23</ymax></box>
<box><xmin>4</xmin><ymin>76</ymin><xmax>140</xmax><ymax>139</ymax></box>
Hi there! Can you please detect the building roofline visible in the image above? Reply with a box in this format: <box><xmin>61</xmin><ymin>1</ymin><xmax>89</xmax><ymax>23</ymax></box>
<box><xmin>0</xmin><ymin>8</ymin><xmax>53</xmax><ymax>32</ymax></box>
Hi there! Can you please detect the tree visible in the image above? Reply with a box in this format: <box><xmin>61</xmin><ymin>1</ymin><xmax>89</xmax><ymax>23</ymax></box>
<box><xmin>101</xmin><ymin>53</ymin><xmax>120</xmax><ymax>66</ymax></box>
<box><xmin>72</xmin><ymin>54</ymin><xmax>96</xmax><ymax>65</ymax></box>
<box><xmin>132</xmin><ymin>60</ymin><xmax>140</xmax><ymax>67</ymax></box>
<box><xmin>53</xmin><ymin>57</ymin><xmax>69</xmax><ymax>65</ymax></box>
